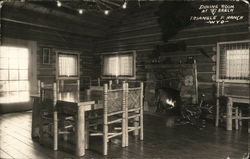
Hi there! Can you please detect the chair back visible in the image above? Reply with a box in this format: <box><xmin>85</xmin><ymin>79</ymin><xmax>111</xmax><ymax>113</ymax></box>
<box><xmin>103</xmin><ymin>83</ymin><xmax>126</xmax><ymax>114</ymax></box>
<box><xmin>126</xmin><ymin>82</ymin><xmax>144</xmax><ymax>110</ymax></box>
<box><xmin>40</xmin><ymin>82</ymin><xmax>57</xmax><ymax>111</ymax></box>
<box><xmin>57</xmin><ymin>79</ymin><xmax>80</xmax><ymax>93</ymax></box>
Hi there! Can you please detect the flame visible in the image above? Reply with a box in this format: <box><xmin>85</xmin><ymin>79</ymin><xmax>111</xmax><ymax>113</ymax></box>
<box><xmin>165</xmin><ymin>99</ymin><xmax>175</xmax><ymax>107</ymax></box>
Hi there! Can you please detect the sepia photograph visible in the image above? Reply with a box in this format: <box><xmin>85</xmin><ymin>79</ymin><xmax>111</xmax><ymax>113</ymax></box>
<box><xmin>0</xmin><ymin>0</ymin><xmax>249</xmax><ymax>158</ymax></box>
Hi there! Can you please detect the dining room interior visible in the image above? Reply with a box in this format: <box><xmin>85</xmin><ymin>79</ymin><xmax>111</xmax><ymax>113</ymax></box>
<box><xmin>0</xmin><ymin>0</ymin><xmax>249</xmax><ymax>159</ymax></box>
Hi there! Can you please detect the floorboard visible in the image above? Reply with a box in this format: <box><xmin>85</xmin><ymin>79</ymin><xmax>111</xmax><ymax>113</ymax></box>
<box><xmin>0</xmin><ymin>111</ymin><xmax>249</xmax><ymax>159</ymax></box>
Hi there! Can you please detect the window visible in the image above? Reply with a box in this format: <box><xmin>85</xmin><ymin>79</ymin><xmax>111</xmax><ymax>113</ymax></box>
<box><xmin>217</xmin><ymin>41</ymin><xmax>249</xmax><ymax>82</ymax></box>
<box><xmin>102</xmin><ymin>51</ymin><xmax>136</xmax><ymax>79</ymax></box>
<box><xmin>57</xmin><ymin>52</ymin><xmax>79</xmax><ymax>79</ymax></box>
<box><xmin>0</xmin><ymin>46</ymin><xmax>29</xmax><ymax>103</ymax></box>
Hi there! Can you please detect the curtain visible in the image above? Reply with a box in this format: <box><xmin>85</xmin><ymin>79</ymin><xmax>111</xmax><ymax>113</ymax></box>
<box><xmin>59</xmin><ymin>54</ymin><xmax>78</xmax><ymax>76</ymax></box>
<box><xmin>226</xmin><ymin>49</ymin><xmax>249</xmax><ymax>79</ymax></box>
<box><xmin>103</xmin><ymin>54</ymin><xmax>133</xmax><ymax>76</ymax></box>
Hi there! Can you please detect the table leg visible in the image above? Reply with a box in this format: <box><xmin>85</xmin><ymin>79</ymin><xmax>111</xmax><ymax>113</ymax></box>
<box><xmin>226</xmin><ymin>97</ymin><xmax>233</xmax><ymax>131</ymax></box>
<box><xmin>31</xmin><ymin>98</ymin><xmax>36</xmax><ymax>138</ymax></box>
<box><xmin>235</xmin><ymin>107</ymin><xmax>239</xmax><ymax>130</ymax></box>
<box><xmin>76</xmin><ymin>106</ymin><xmax>85</xmax><ymax>156</ymax></box>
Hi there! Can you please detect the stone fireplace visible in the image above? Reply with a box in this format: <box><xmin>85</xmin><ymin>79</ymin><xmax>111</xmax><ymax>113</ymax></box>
<box><xmin>144</xmin><ymin>62</ymin><xmax>198</xmax><ymax>113</ymax></box>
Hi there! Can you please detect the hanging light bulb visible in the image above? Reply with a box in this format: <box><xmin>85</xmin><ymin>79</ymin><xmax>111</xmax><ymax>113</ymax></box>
<box><xmin>122</xmin><ymin>1</ymin><xmax>127</xmax><ymax>9</ymax></box>
<box><xmin>78</xmin><ymin>9</ymin><xmax>84</xmax><ymax>14</ymax></box>
<box><xmin>104</xmin><ymin>10</ymin><xmax>110</xmax><ymax>15</ymax></box>
<box><xmin>57</xmin><ymin>1</ymin><xmax>62</xmax><ymax>7</ymax></box>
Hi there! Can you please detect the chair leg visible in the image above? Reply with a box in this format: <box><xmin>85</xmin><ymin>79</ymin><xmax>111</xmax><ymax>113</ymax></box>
<box><xmin>226</xmin><ymin>97</ymin><xmax>233</xmax><ymax>131</ymax></box>
<box><xmin>140</xmin><ymin>114</ymin><xmax>143</xmax><ymax>141</ymax></box>
<box><xmin>235</xmin><ymin>107</ymin><xmax>239</xmax><ymax>130</ymax></box>
<box><xmin>215</xmin><ymin>100</ymin><xmax>220</xmax><ymax>127</ymax></box>
<box><xmin>85</xmin><ymin>120</ymin><xmax>89</xmax><ymax>149</ymax></box>
<box><xmin>54</xmin><ymin>111</ymin><xmax>58</xmax><ymax>151</ymax></box>
<box><xmin>39</xmin><ymin>120</ymin><xmax>44</xmax><ymax>144</ymax></box>
<box><xmin>122</xmin><ymin>116</ymin><xmax>126</xmax><ymax>147</ymax></box>
<box><xmin>239</xmin><ymin>109</ymin><xmax>242</xmax><ymax>127</ymax></box>
<box><xmin>103</xmin><ymin>124</ymin><xmax>108</xmax><ymax>155</ymax></box>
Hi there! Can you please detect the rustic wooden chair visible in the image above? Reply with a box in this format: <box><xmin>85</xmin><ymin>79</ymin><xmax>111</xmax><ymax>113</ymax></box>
<box><xmin>124</xmin><ymin>82</ymin><xmax>144</xmax><ymax>146</ymax></box>
<box><xmin>215</xmin><ymin>81</ymin><xmax>249</xmax><ymax>130</ymax></box>
<box><xmin>39</xmin><ymin>80</ymin><xmax>80</xmax><ymax>150</ymax></box>
<box><xmin>39</xmin><ymin>82</ymin><xmax>58</xmax><ymax>150</ymax></box>
<box><xmin>88</xmin><ymin>83</ymin><xmax>126</xmax><ymax>155</ymax></box>
<box><xmin>56</xmin><ymin>79</ymin><xmax>82</xmax><ymax>148</ymax></box>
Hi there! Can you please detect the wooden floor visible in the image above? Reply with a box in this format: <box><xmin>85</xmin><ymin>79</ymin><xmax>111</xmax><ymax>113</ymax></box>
<box><xmin>0</xmin><ymin>111</ymin><xmax>249</xmax><ymax>159</ymax></box>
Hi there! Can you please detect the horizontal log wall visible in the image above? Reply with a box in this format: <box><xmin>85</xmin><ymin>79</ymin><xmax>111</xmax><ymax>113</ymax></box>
<box><xmin>1</xmin><ymin>2</ymin><xmax>112</xmax><ymax>88</ymax></box>
<box><xmin>96</xmin><ymin>2</ymin><xmax>249</xmax><ymax>103</ymax></box>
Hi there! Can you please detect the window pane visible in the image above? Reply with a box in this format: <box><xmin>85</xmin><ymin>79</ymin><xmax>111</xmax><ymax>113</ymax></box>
<box><xmin>119</xmin><ymin>55</ymin><xmax>133</xmax><ymax>76</ymax></box>
<box><xmin>0</xmin><ymin>70</ymin><xmax>9</xmax><ymax>80</ymax></box>
<box><xmin>19</xmin><ymin>81</ymin><xmax>29</xmax><ymax>91</ymax></box>
<box><xmin>59</xmin><ymin>54</ymin><xmax>78</xmax><ymax>76</ymax></box>
<box><xmin>8</xmin><ymin>47</ymin><xmax>19</xmax><ymax>58</ymax></box>
<box><xmin>17</xmin><ymin>48</ymin><xmax>29</xmax><ymax>59</ymax></box>
<box><xmin>19</xmin><ymin>70</ymin><xmax>28</xmax><ymax>80</ymax></box>
<box><xmin>0</xmin><ymin>58</ymin><xmax>8</xmax><ymax>69</ymax></box>
<box><xmin>9</xmin><ymin>81</ymin><xmax>19</xmax><ymax>91</ymax></box>
<box><xmin>0</xmin><ymin>46</ymin><xmax>9</xmax><ymax>57</ymax></box>
<box><xmin>0</xmin><ymin>81</ymin><xmax>9</xmax><ymax>92</ymax></box>
<box><xmin>103</xmin><ymin>56</ymin><xmax>119</xmax><ymax>76</ymax></box>
<box><xmin>9</xmin><ymin>70</ymin><xmax>19</xmax><ymax>80</ymax></box>
<box><xmin>19</xmin><ymin>58</ymin><xmax>28</xmax><ymax>69</ymax></box>
<box><xmin>9</xmin><ymin>58</ymin><xmax>19</xmax><ymax>69</ymax></box>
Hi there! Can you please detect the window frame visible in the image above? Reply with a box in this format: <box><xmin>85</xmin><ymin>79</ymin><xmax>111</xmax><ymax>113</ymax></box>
<box><xmin>101</xmin><ymin>50</ymin><xmax>136</xmax><ymax>80</ymax></box>
<box><xmin>216</xmin><ymin>40</ymin><xmax>250</xmax><ymax>83</ymax></box>
<box><xmin>56</xmin><ymin>50</ymin><xmax>80</xmax><ymax>80</ymax></box>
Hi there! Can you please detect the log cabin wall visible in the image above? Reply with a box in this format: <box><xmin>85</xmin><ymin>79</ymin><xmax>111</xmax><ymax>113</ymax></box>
<box><xmin>96</xmin><ymin>1</ymin><xmax>249</xmax><ymax>103</ymax></box>
<box><xmin>1</xmin><ymin>2</ymin><xmax>121</xmax><ymax>89</ymax></box>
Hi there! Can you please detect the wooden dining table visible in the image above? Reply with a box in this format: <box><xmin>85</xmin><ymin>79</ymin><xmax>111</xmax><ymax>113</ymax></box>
<box><xmin>31</xmin><ymin>90</ymin><xmax>103</xmax><ymax>157</ymax></box>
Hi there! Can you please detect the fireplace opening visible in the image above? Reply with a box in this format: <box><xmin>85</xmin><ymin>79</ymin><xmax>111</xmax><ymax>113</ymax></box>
<box><xmin>155</xmin><ymin>87</ymin><xmax>181</xmax><ymax>116</ymax></box>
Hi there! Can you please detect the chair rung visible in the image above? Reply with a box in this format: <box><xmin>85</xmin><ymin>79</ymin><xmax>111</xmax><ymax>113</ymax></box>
<box><xmin>128</xmin><ymin>114</ymin><xmax>140</xmax><ymax>119</ymax></box>
<box><xmin>108</xmin><ymin>111</ymin><xmax>124</xmax><ymax>117</ymax></box>
<box><xmin>64</xmin><ymin>116</ymin><xmax>74</xmax><ymax>120</ymax></box>
<box><xmin>90</xmin><ymin>132</ymin><xmax>103</xmax><ymax>136</ymax></box>
<box><xmin>128</xmin><ymin>126</ymin><xmax>141</xmax><ymax>132</ymax></box>
<box><xmin>108</xmin><ymin>118</ymin><xmax>122</xmax><ymax>124</ymax></box>
<box><xmin>58</xmin><ymin>131</ymin><xmax>71</xmax><ymax>134</ymax></box>
<box><xmin>108</xmin><ymin>132</ymin><xmax>122</xmax><ymax>139</ymax></box>
<box><xmin>64</xmin><ymin>125</ymin><xmax>74</xmax><ymax>129</ymax></box>
<box><xmin>128</xmin><ymin>108</ymin><xmax>141</xmax><ymax>112</ymax></box>
<box><xmin>239</xmin><ymin>117</ymin><xmax>250</xmax><ymax>120</ymax></box>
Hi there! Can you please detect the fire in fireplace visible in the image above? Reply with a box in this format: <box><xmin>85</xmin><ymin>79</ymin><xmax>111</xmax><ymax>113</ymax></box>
<box><xmin>155</xmin><ymin>87</ymin><xmax>181</xmax><ymax>115</ymax></box>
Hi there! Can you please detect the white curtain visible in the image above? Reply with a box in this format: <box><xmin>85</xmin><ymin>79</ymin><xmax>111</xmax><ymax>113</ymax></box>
<box><xmin>59</xmin><ymin>54</ymin><xmax>77</xmax><ymax>76</ymax></box>
<box><xmin>226</xmin><ymin>49</ymin><xmax>249</xmax><ymax>79</ymax></box>
<box><xmin>103</xmin><ymin>54</ymin><xmax>133</xmax><ymax>76</ymax></box>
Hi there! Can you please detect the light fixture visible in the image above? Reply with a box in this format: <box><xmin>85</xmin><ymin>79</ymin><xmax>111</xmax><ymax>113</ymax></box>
<box><xmin>57</xmin><ymin>1</ymin><xmax>62</xmax><ymax>7</ymax></box>
<box><xmin>78</xmin><ymin>9</ymin><xmax>84</xmax><ymax>14</ymax></box>
<box><xmin>122</xmin><ymin>1</ymin><xmax>127</xmax><ymax>9</ymax></box>
<box><xmin>104</xmin><ymin>10</ymin><xmax>110</xmax><ymax>15</ymax></box>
